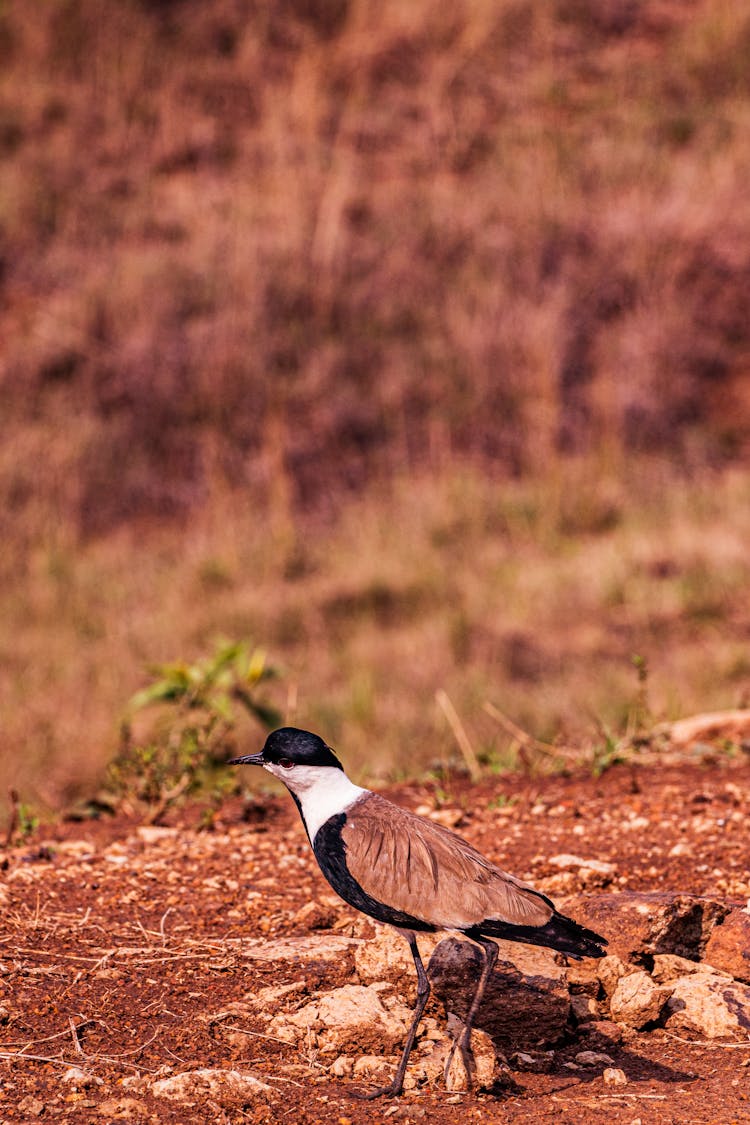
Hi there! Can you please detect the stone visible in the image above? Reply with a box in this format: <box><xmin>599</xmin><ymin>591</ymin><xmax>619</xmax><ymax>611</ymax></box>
<box><xmin>61</xmin><ymin>1066</ymin><xmax>102</xmax><ymax>1088</ymax></box>
<box><xmin>575</xmin><ymin>1050</ymin><xmax>615</xmax><ymax>1067</ymax></box>
<box><xmin>354</xmin><ymin>924</ymin><xmax>439</xmax><ymax>987</ymax></box>
<box><xmin>235</xmin><ymin>933</ymin><xmax>360</xmax><ymax>964</ymax></box>
<box><xmin>609</xmin><ymin>971</ymin><xmax>670</xmax><ymax>1029</ymax></box>
<box><xmin>702</xmin><ymin>906</ymin><xmax>750</xmax><ymax>984</ymax></box>
<box><xmin>97</xmin><ymin>1099</ymin><xmax>148</xmax><ymax>1119</ymax></box>
<box><xmin>428</xmin><ymin>936</ymin><xmax>570</xmax><ymax>1050</ymax></box>
<box><xmin>577</xmin><ymin>1020</ymin><xmax>624</xmax><ymax>1046</ymax></box>
<box><xmin>603</xmin><ymin>1067</ymin><xmax>628</xmax><ymax>1086</ymax></box>
<box><xmin>510</xmin><ymin>1050</ymin><xmax>555</xmax><ymax>1073</ymax></box>
<box><xmin>664</xmin><ymin>974</ymin><xmax>750</xmax><ymax>1039</ymax></box>
<box><xmin>561</xmin><ymin>892</ymin><xmax>730</xmax><ymax>963</ymax></box>
<box><xmin>17</xmin><ymin>1097</ymin><xmax>45</xmax><ymax>1117</ymax></box>
<box><xmin>292</xmin><ymin>900</ymin><xmax>338</xmax><ymax>930</ymax></box>
<box><xmin>267</xmin><ymin>984</ymin><xmax>409</xmax><ymax>1055</ymax></box>
<box><xmin>416</xmin><ymin>1024</ymin><xmax>500</xmax><ymax>1092</ymax></box>
<box><xmin>151</xmin><ymin>1069</ymin><xmax>271</xmax><ymax>1104</ymax></box>
<box><xmin>598</xmin><ymin>954</ymin><xmax>628</xmax><ymax>998</ymax></box>
<box><xmin>352</xmin><ymin>1055</ymin><xmax>396</xmax><ymax>1084</ymax></box>
<box><xmin>652</xmin><ymin>954</ymin><xmax>729</xmax><ymax>984</ymax></box>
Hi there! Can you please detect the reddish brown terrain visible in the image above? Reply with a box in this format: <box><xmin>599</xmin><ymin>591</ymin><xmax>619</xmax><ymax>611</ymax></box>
<box><xmin>2</xmin><ymin>754</ymin><xmax>749</xmax><ymax>1124</ymax></box>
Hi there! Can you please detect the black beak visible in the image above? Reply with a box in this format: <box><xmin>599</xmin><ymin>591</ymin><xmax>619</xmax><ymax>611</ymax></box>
<box><xmin>227</xmin><ymin>752</ymin><xmax>265</xmax><ymax>766</ymax></box>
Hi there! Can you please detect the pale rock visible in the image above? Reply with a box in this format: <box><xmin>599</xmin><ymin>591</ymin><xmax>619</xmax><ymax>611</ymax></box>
<box><xmin>267</xmin><ymin>984</ymin><xmax>409</xmax><ymax>1055</ymax></box>
<box><xmin>292</xmin><ymin>900</ymin><xmax>338</xmax><ymax>930</ymax></box>
<box><xmin>609</xmin><ymin>971</ymin><xmax>669</xmax><ymax>1029</ymax></box>
<box><xmin>96</xmin><ymin>1098</ymin><xmax>147</xmax><ymax>1118</ymax></box>
<box><xmin>151</xmin><ymin>1068</ymin><xmax>271</xmax><ymax>1104</ymax></box>
<box><xmin>575</xmin><ymin>1050</ymin><xmax>615</xmax><ymax>1067</ymax></box>
<box><xmin>416</xmin><ymin>1025</ymin><xmax>500</xmax><ymax>1092</ymax></box>
<box><xmin>53</xmin><ymin>839</ymin><xmax>96</xmax><ymax>857</ymax></box>
<box><xmin>354</xmin><ymin>924</ymin><xmax>439</xmax><ymax>987</ymax></box>
<box><xmin>61</xmin><ymin>1066</ymin><xmax>102</xmax><ymax>1088</ymax></box>
<box><xmin>665</xmin><ymin>974</ymin><xmax>750</xmax><ymax>1039</ymax></box>
<box><xmin>135</xmin><ymin>826</ymin><xmax>178</xmax><ymax>845</ymax></box>
<box><xmin>546</xmin><ymin>855</ymin><xmax>616</xmax><ymax>888</ymax></box>
<box><xmin>651</xmin><ymin>954</ymin><xmax>729</xmax><ymax>984</ymax></box>
<box><xmin>352</xmin><ymin>1055</ymin><xmax>396</xmax><ymax>1083</ymax></box>
<box><xmin>603</xmin><ymin>1067</ymin><xmax>628</xmax><ymax>1086</ymax></box>
<box><xmin>17</xmin><ymin>1096</ymin><xmax>45</xmax><ymax>1118</ymax></box>
<box><xmin>598</xmin><ymin>954</ymin><xmax>629</xmax><ymax>998</ymax></box>
<box><xmin>236</xmin><ymin>933</ymin><xmax>360</xmax><ymax>965</ymax></box>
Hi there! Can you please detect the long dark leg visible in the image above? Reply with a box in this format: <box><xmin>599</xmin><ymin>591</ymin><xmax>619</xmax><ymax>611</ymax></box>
<box><xmin>444</xmin><ymin>936</ymin><xmax>498</xmax><ymax>1084</ymax></box>
<box><xmin>357</xmin><ymin>930</ymin><xmax>430</xmax><ymax>1100</ymax></box>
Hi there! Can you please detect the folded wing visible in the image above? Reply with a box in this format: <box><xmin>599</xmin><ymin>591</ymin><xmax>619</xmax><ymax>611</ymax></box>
<box><xmin>341</xmin><ymin>794</ymin><xmax>554</xmax><ymax>931</ymax></box>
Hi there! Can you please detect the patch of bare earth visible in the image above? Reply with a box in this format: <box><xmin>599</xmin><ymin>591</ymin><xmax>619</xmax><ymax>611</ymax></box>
<box><xmin>2</xmin><ymin>757</ymin><xmax>750</xmax><ymax>1124</ymax></box>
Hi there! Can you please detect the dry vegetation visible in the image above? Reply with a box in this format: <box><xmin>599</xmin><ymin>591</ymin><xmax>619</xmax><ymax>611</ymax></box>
<box><xmin>1</xmin><ymin>0</ymin><xmax>750</xmax><ymax>816</ymax></box>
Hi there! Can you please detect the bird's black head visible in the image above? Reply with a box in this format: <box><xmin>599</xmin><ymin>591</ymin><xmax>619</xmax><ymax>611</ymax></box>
<box><xmin>229</xmin><ymin>727</ymin><xmax>344</xmax><ymax>772</ymax></box>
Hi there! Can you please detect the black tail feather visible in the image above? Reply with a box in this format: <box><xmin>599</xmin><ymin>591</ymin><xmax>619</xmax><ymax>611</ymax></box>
<box><xmin>475</xmin><ymin>910</ymin><xmax>607</xmax><ymax>960</ymax></box>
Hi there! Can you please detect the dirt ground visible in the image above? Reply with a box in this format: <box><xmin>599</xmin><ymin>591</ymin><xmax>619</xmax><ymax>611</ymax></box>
<box><xmin>2</xmin><ymin>755</ymin><xmax>749</xmax><ymax>1124</ymax></box>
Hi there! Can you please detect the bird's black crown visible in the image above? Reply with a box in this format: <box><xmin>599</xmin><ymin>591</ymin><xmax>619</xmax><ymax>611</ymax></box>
<box><xmin>261</xmin><ymin>727</ymin><xmax>344</xmax><ymax>771</ymax></box>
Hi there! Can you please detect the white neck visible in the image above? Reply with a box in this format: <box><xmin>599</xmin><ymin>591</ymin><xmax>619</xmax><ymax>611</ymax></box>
<box><xmin>262</xmin><ymin>762</ymin><xmax>368</xmax><ymax>843</ymax></box>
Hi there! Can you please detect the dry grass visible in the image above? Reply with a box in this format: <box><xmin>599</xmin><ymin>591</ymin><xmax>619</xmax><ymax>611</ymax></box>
<box><xmin>2</xmin><ymin>460</ymin><xmax>749</xmax><ymax>819</ymax></box>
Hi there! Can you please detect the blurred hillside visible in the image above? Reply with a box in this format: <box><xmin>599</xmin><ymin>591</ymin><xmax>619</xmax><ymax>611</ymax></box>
<box><xmin>2</xmin><ymin>0</ymin><xmax>750</xmax><ymax>540</ymax></box>
<box><xmin>1</xmin><ymin>0</ymin><xmax>750</xmax><ymax>812</ymax></box>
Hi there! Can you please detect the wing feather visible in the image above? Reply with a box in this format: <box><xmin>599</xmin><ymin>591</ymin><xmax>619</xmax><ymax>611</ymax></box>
<box><xmin>341</xmin><ymin>794</ymin><xmax>553</xmax><ymax>931</ymax></box>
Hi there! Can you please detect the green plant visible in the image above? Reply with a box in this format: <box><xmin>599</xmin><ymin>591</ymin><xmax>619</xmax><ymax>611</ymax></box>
<box><xmin>107</xmin><ymin>639</ymin><xmax>282</xmax><ymax>823</ymax></box>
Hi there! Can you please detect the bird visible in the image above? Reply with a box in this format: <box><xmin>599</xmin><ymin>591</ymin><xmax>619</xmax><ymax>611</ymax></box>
<box><xmin>229</xmin><ymin>726</ymin><xmax>607</xmax><ymax>1098</ymax></box>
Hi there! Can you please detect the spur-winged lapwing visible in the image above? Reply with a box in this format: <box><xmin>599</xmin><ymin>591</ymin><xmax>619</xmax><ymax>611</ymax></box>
<box><xmin>229</xmin><ymin>727</ymin><xmax>607</xmax><ymax>1098</ymax></box>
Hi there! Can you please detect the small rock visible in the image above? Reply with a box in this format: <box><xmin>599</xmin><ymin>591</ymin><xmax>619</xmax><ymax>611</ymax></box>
<box><xmin>597</xmin><ymin>954</ymin><xmax>628</xmax><ymax>998</ymax></box>
<box><xmin>510</xmin><ymin>1050</ymin><xmax>555</xmax><ymax>1073</ymax></box>
<box><xmin>152</xmin><ymin>1069</ymin><xmax>271</xmax><ymax>1105</ymax></box>
<box><xmin>61</xmin><ymin>1066</ymin><xmax>102</xmax><ymax>1088</ymax></box>
<box><xmin>353</xmin><ymin>1055</ymin><xmax>395</xmax><ymax>1083</ymax></box>
<box><xmin>577</xmin><ymin>1019</ymin><xmax>624</xmax><ymax>1045</ymax></box>
<box><xmin>609</xmin><ymin>971</ymin><xmax>669</xmax><ymax>1029</ymax></box>
<box><xmin>702</xmin><ymin>907</ymin><xmax>750</xmax><ymax>984</ymax></box>
<box><xmin>268</xmin><ymin>984</ymin><xmax>409</xmax><ymax>1055</ymax></box>
<box><xmin>292</xmin><ymin>900</ymin><xmax>338</xmax><ymax>930</ymax></box>
<box><xmin>651</xmin><ymin>954</ymin><xmax>728</xmax><ymax>983</ymax></box>
<box><xmin>665</xmin><ymin>974</ymin><xmax>750</xmax><ymax>1039</ymax></box>
<box><xmin>575</xmin><ymin>1050</ymin><xmax>615</xmax><ymax>1067</ymax></box>
<box><xmin>330</xmin><ymin>1055</ymin><xmax>354</xmax><ymax>1078</ymax></box>
<box><xmin>603</xmin><ymin>1067</ymin><xmax>628</xmax><ymax>1086</ymax></box>
<box><xmin>135</xmin><ymin>826</ymin><xmax>178</xmax><ymax>845</ymax></box>
<box><xmin>417</xmin><ymin>1024</ymin><xmax>500</xmax><ymax>1092</ymax></box>
<box><xmin>97</xmin><ymin>1098</ymin><xmax>147</xmax><ymax>1119</ymax></box>
<box><xmin>355</xmin><ymin>924</ymin><xmax>439</xmax><ymax>987</ymax></box>
<box><xmin>17</xmin><ymin>1096</ymin><xmax>45</xmax><ymax>1117</ymax></box>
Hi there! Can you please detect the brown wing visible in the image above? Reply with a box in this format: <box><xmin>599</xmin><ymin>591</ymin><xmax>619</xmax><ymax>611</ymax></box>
<box><xmin>341</xmin><ymin>793</ymin><xmax>553</xmax><ymax>931</ymax></box>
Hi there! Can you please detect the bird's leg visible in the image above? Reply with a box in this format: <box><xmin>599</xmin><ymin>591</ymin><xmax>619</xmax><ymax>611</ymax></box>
<box><xmin>356</xmin><ymin>930</ymin><xmax>430</xmax><ymax>1100</ymax></box>
<box><xmin>444</xmin><ymin>936</ymin><xmax>498</xmax><ymax>1086</ymax></box>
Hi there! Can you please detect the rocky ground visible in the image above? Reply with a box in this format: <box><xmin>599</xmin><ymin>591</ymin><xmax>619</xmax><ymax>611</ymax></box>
<box><xmin>1</xmin><ymin>751</ymin><xmax>750</xmax><ymax>1124</ymax></box>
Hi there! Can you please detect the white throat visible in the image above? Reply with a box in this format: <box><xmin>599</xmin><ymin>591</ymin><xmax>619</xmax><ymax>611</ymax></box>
<box><xmin>263</xmin><ymin>763</ymin><xmax>368</xmax><ymax>843</ymax></box>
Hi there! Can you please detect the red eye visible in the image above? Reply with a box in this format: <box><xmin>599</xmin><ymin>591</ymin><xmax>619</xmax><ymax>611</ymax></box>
<box><xmin>279</xmin><ymin>758</ymin><xmax>294</xmax><ymax>769</ymax></box>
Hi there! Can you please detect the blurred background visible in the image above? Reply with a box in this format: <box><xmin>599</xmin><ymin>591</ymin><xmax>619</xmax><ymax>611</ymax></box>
<box><xmin>1</xmin><ymin>0</ymin><xmax>750</xmax><ymax>816</ymax></box>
